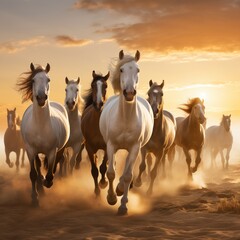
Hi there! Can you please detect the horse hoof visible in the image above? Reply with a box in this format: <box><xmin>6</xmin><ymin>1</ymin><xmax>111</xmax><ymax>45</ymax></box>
<box><xmin>94</xmin><ymin>188</ymin><xmax>100</xmax><ymax>196</ymax></box>
<box><xmin>107</xmin><ymin>194</ymin><xmax>117</xmax><ymax>205</ymax></box>
<box><xmin>31</xmin><ymin>200</ymin><xmax>39</xmax><ymax>208</ymax></box>
<box><xmin>7</xmin><ymin>162</ymin><xmax>14</xmax><ymax>168</ymax></box>
<box><xmin>43</xmin><ymin>180</ymin><xmax>53</xmax><ymax>188</ymax></box>
<box><xmin>191</xmin><ymin>167</ymin><xmax>197</xmax><ymax>173</ymax></box>
<box><xmin>99</xmin><ymin>179</ymin><xmax>108</xmax><ymax>189</ymax></box>
<box><xmin>134</xmin><ymin>178</ymin><xmax>142</xmax><ymax>187</ymax></box>
<box><xmin>117</xmin><ymin>206</ymin><xmax>128</xmax><ymax>216</ymax></box>
<box><xmin>116</xmin><ymin>184</ymin><xmax>124</xmax><ymax>196</ymax></box>
<box><xmin>146</xmin><ymin>188</ymin><xmax>153</xmax><ymax>196</ymax></box>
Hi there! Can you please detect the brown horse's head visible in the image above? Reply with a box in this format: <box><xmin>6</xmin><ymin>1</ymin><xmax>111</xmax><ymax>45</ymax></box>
<box><xmin>221</xmin><ymin>114</ymin><xmax>231</xmax><ymax>132</ymax></box>
<box><xmin>147</xmin><ymin>80</ymin><xmax>164</xmax><ymax>118</ymax></box>
<box><xmin>7</xmin><ymin>108</ymin><xmax>17</xmax><ymax>130</ymax></box>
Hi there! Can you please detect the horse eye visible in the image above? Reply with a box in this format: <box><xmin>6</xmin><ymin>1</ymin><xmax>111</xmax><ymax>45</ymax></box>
<box><xmin>137</xmin><ymin>68</ymin><xmax>140</xmax><ymax>73</ymax></box>
<box><xmin>120</xmin><ymin>68</ymin><xmax>123</xmax><ymax>73</ymax></box>
<box><xmin>65</xmin><ymin>89</ymin><xmax>67</xmax><ymax>92</ymax></box>
<box><xmin>47</xmin><ymin>78</ymin><xmax>50</xmax><ymax>82</ymax></box>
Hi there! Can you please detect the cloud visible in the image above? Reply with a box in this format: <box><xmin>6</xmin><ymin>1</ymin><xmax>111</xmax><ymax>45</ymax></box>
<box><xmin>73</xmin><ymin>0</ymin><xmax>240</xmax><ymax>54</ymax></box>
<box><xmin>0</xmin><ymin>36</ymin><xmax>45</xmax><ymax>54</ymax></box>
<box><xmin>55</xmin><ymin>35</ymin><xmax>93</xmax><ymax>47</ymax></box>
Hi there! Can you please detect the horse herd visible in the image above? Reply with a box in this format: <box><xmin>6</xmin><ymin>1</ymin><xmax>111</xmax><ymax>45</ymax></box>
<box><xmin>3</xmin><ymin>50</ymin><xmax>233</xmax><ymax>215</ymax></box>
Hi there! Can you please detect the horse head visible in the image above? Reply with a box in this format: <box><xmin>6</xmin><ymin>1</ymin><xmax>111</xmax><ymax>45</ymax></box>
<box><xmin>65</xmin><ymin>77</ymin><xmax>80</xmax><ymax>111</ymax></box>
<box><xmin>148</xmin><ymin>80</ymin><xmax>164</xmax><ymax>118</ymax></box>
<box><xmin>7</xmin><ymin>108</ymin><xmax>17</xmax><ymax>130</ymax></box>
<box><xmin>222</xmin><ymin>114</ymin><xmax>231</xmax><ymax>132</ymax></box>
<box><xmin>192</xmin><ymin>100</ymin><xmax>206</xmax><ymax>124</ymax></box>
<box><xmin>31</xmin><ymin>63</ymin><xmax>50</xmax><ymax>107</ymax></box>
<box><xmin>91</xmin><ymin>70</ymin><xmax>109</xmax><ymax>111</ymax></box>
<box><xmin>119</xmin><ymin>50</ymin><xmax>140</xmax><ymax>102</ymax></box>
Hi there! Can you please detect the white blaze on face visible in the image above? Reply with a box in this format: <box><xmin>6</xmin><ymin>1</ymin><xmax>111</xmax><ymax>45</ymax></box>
<box><xmin>96</xmin><ymin>80</ymin><xmax>103</xmax><ymax>105</ymax></box>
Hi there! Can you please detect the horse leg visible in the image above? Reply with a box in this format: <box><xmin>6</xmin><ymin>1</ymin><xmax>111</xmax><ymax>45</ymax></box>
<box><xmin>75</xmin><ymin>143</ymin><xmax>84</xmax><ymax>170</ymax></box>
<box><xmin>43</xmin><ymin>150</ymin><xmax>57</xmax><ymax>188</ymax></box>
<box><xmin>86</xmin><ymin>145</ymin><xmax>100</xmax><ymax>196</ymax></box>
<box><xmin>167</xmin><ymin>144</ymin><xmax>175</xmax><ymax>179</ymax></box>
<box><xmin>183</xmin><ymin>148</ymin><xmax>192</xmax><ymax>180</ymax></box>
<box><xmin>147</xmin><ymin>150</ymin><xmax>163</xmax><ymax>195</ymax></box>
<box><xmin>211</xmin><ymin>148</ymin><xmax>218</xmax><ymax>169</ymax></box>
<box><xmin>35</xmin><ymin>155</ymin><xmax>45</xmax><ymax>196</ymax></box>
<box><xmin>106</xmin><ymin>142</ymin><xmax>117</xmax><ymax>206</ymax></box>
<box><xmin>118</xmin><ymin>144</ymin><xmax>140</xmax><ymax>215</ymax></box>
<box><xmin>146</xmin><ymin>153</ymin><xmax>153</xmax><ymax>179</ymax></box>
<box><xmin>21</xmin><ymin>149</ymin><xmax>26</xmax><ymax>168</ymax></box>
<box><xmin>99</xmin><ymin>151</ymin><xmax>108</xmax><ymax>189</ymax></box>
<box><xmin>191</xmin><ymin>148</ymin><xmax>202</xmax><ymax>173</ymax></box>
<box><xmin>15</xmin><ymin>150</ymin><xmax>20</xmax><ymax>172</ymax></box>
<box><xmin>135</xmin><ymin>148</ymin><xmax>147</xmax><ymax>187</ymax></box>
<box><xmin>29</xmin><ymin>156</ymin><xmax>39</xmax><ymax>207</ymax></box>
<box><xmin>160</xmin><ymin>153</ymin><xmax>167</xmax><ymax>179</ymax></box>
<box><xmin>53</xmin><ymin>147</ymin><xmax>65</xmax><ymax>177</ymax></box>
<box><xmin>220</xmin><ymin>150</ymin><xmax>225</xmax><ymax>170</ymax></box>
<box><xmin>5</xmin><ymin>150</ymin><xmax>14</xmax><ymax>168</ymax></box>
<box><xmin>225</xmin><ymin>147</ymin><xmax>231</xmax><ymax>170</ymax></box>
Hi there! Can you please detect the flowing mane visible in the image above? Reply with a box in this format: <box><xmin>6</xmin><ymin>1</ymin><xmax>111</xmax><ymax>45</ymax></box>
<box><xmin>16</xmin><ymin>65</ymin><xmax>46</xmax><ymax>103</ymax></box>
<box><xmin>111</xmin><ymin>54</ymin><xmax>136</xmax><ymax>94</ymax></box>
<box><xmin>179</xmin><ymin>97</ymin><xmax>204</xmax><ymax>114</ymax></box>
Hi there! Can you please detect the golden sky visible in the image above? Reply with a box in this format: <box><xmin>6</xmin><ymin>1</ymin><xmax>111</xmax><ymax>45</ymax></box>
<box><xmin>1</xmin><ymin>0</ymin><xmax>240</xmax><ymax>130</ymax></box>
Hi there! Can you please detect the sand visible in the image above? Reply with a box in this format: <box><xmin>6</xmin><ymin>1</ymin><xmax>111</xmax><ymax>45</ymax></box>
<box><xmin>0</xmin><ymin>150</ymin><xmax>240</xmax><ymax>240</ymax></box>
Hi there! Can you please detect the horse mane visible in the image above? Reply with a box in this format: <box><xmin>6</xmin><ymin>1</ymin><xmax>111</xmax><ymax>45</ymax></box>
<box><xmin>110</xmin><ymin>54</ymin><xmax>135</xmax><ymax>94</ymax></box>
<box><xmin>179</xmin><ymin>97</ymin><xmax>204</xmax><ymax>114</ymax></box>
<box><xmin>16</xmin><ymin>65</ymin><xmax>46</xmax><ymax>103</ymax></box>
<box><xmin>83</xmin><ymin>72</ymin><xmax>104</xmax><ymax>110</ymax></box>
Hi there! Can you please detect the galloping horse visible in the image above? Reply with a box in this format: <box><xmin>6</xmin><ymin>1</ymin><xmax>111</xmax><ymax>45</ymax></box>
<box><xmin>99</xmin><ymin>50</ymin><xmax>154</xmax><ymax>215</ymax></box>
<box><xmin>16</xmin><ymin>63</ymin><xmax>70</xmax><ymax>206</ymax></box>
<box><xmin>63</xmin><ymin>77</ymin><xmax>84</xmax><ymax>174</ymax></box>
<box><xmin>174</xmin><ymin>98</ymin><xmax>206</xmax><ymax>180</ymax></box>
<box><xmin>205</xmin><ymin>114</ymin><xmax>233</xmax><ymax>169</ymax></box>
<box><xmin>81</xmin><ymin>70</ymin><xmax>110</xmax><ymax>196</ymax></box>
<box><xmin>135</xmin><ymin>80</ymin><xmax>176</xmax><ymax>194</ymax></box>
<box><xmin>4</xmin><ymin>108</ymin><xmax>25</xmax><ymax>171</ymax></box>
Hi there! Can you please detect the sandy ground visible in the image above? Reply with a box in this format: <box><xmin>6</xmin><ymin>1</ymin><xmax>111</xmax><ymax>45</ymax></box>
<box><xmin>1</xmin><ymin>149</ymin><xmax>240</xmax><ymax>240</ymax></box>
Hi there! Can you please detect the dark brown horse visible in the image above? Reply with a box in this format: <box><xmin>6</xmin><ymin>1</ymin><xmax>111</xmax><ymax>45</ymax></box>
<box><xmin>81</xmin><ymin>70</ymin><xmax>110</xmax><ymax>196</ymax></box>
<box><xmin>175</xmin><ymin>98</ymin><xmax>206</xmax><ymax>180</ymax></box>
<box><xmin>4</xmin><ymin>108</ymin><xmax>25</xmax><ymax>171</ymax></box>
<box><xmin>135</xmin><ymin>80</ymin><xmax>176</xmax><ymax>194</ymax></box>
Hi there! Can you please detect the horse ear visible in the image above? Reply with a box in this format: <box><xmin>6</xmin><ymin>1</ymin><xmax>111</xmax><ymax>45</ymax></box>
<box><xmin>14</xmin><ymin>107</ymin><xmax>16</xmax><ymax>112</ymax></box>
<box><xmin>135</xmin><ymin>50</ymin><xmax>140</xmax><ymax>62</ymax></box>
<box><xmin>77</xmin><ymin>77</ymin><xmax>80</xmax><ymax>84</ymax></box>
<box><xmin>7</xmin><ymin>108</ymin><xmax>9</xmax><ymax>113</ymax></box>
<box><xmin>119</xmin><ymin>50</ymin><xmax>124</xmax><ymax>60</ymax></box>
<box><xmin>45</xmin><ymin>63</ymin><xmax>50</xmax><ymax>73</ymax></box>
<box><xmin>149</xmin><ymin>80</ymin><xmax>153</xmax><ymax>87</ymax></box>
<box><xmin>104</xmin><ymin>71</ymin><xmax>110</xmax><ymax>81</ymax></box>
<box><xmin>160</xmin><ymin>80</ymin><xmax>164</xmax><ymax>89</ymax></box>
<box><xmin>92</xmin><ymin>70</ymin><xmax>96</xmax><ymax>78</ymax></box>
<box><xmin>65</xmin><ymin>77</ymin><xmax>69</xmax><ymax>84</ymax></box>
<box><xmin>229</xmin><ymin>114</ymin><xmax>231</xmax><ymax>118</ymax></box>
<box><xmin>30</xmin><ymin>63</ymin><xmax>35</xmax><ymax>72</ymax></box>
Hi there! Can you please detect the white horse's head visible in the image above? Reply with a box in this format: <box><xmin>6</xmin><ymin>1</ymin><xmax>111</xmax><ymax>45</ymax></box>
<box><xmin>148</xmin><ymin>80</ymin><xmax>164</xmax><ymax>118</ymax></box>
<box><xmin>119</xmin><ymin>50</ymin><xmax>140</xmax><ymax>102</ymax></box>
<box><xmin>31</xmin><ymin>63</ymin><xmax>50</xmax><ymax>107</ymax></box>
<box><xmin>7</xmin><ymin>108</ymin><xmax>16</xmax><ymax>129</ymax></box>
<box><xmin>65</xmin><ymin>77</ymin><xmax>80</xmax><ymax>111</ymax></box>
<box><xmin>222</xmin><ymin>114</ymin><xmax>231</xmax><ymax>132</ymax></box>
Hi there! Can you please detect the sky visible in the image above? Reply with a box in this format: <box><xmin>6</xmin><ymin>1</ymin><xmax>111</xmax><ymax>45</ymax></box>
<box><xmin>1</xmin><ymin>0</ymin><xmax>240</xmax><ymax>130</ymax></box>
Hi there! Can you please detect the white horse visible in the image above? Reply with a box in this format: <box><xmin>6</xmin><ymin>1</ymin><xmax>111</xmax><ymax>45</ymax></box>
<box><xmin>63</xmin><ymin>77</ymin><xmax>84</xmax><ymax>174</ymax></box>
<box><xmin>17</xmin><ymin>63</ymin><xmax>70</xmax><ymax>206</ymax></box>
<box><xmin>205</xmin><ymin>114</ymin><xmax>233</xmax><ymax>169</ymax></box>
<box><xmin>99</xmin><ymin>50</ymin><xmax>154</xmax><ymax>215</ymax></box>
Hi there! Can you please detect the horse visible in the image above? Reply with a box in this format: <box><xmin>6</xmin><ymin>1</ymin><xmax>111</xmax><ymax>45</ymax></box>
<box><xmin>61</xmin><ymin>76</ymin><xmax>84</xmax><ymax>174</ymax></box>
<box><xmin>99</xmin><ymin>50</ymin><xmax>154</xmax><ymax>215</ymax></box>
<box><xmin>205</xmin><ymin>114</ymin><xmax>233</xmax><ymax>170</ymax></box>
<box><xmin>174</xmin><ymin>98</ymin><xmax>206</xmax><ymax>180</ymax></box>
<box><xmin>81</xmin><ymin>70</ymin><xmax>110</xmax><ymax>196</ymax></box>
<box><xmin>135</xmin><ymin>80</ymin><xmax>176</xmax><ymax>194</ymax></box>
<box><xmin>4</xmin><ymin>108</ymin><xmax>25</xmax><ymax>171</ymax></box>
<box><xmin>16</xmin><ymin>63</ymin><xmax>70</xmax><ymax>206</ymax></box>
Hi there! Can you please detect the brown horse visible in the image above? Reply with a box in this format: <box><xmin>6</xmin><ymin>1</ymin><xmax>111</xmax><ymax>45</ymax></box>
<box><xmin>81</xmin><ymin>70</ymin><xmax>110</xmax><ymax>196</ymax></box>
<box><xmin>135</xmin><ymin>80</ymin><xmax>176</xmax><ymax>194</ymax></box>
<box><xmin>175</xmin><ymin>98</ymin><xmax>206</xmax><ymax>179</ymax></box>
<box><xmin>4</xmin><ymin>108</ymin><xmax>25</xmax><ymax>171</ymax></box>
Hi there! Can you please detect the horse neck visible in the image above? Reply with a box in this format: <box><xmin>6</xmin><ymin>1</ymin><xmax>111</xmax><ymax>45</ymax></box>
<box><xmin>32</xmin><ymin>98</ymin><xmax>51</xmax><ymax>123</ymax></box>
<box><xmin>119</xmin><ymin>93</ymin><xmax>137</xmax><ymax>120</ymax></box>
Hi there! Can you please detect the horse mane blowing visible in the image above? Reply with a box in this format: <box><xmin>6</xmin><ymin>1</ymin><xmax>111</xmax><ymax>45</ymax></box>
<box><xmin>178</xmin><ymin>97</ymin><xmax>204</xmax><ymax>114</ymax></box>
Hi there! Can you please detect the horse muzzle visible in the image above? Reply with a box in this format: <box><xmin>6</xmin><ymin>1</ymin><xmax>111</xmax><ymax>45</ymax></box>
<box><xmin>123</xmin><ymin>89</ymin><xmax>136</xmax><ymax>102</ymax></box>
<box><xmin>36</xmin><ymin>94</ymin><xmax>48</xmax><ymax>107</ymax></box>
<box><xmin>66</xmin><ymin>101</ymin><xmax>75</xmax><ymax>111</ymax></box>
